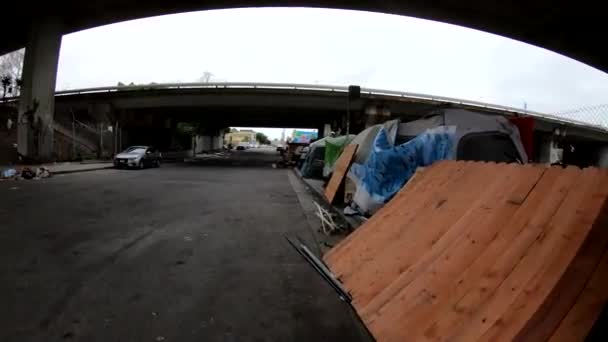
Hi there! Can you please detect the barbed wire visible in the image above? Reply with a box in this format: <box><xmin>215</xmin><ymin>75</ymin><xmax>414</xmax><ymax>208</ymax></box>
<box><xmin>554</xmin><ymin>104</ymin><xmax>608</xmax><ymax>129</ymax></box>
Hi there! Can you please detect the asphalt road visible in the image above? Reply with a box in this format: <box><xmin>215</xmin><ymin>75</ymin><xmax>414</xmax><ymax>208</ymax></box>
<box><xmin>0</xmin><ymin>149</ymin><xmax>364</xmax><ymax>342</ymax></box>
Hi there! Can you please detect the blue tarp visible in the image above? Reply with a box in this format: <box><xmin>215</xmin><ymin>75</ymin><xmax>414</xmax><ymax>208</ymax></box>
<box><xmin>349</xmin><ymin>126</ymin><xmax>455</xmax><ymax>214</ymax></box>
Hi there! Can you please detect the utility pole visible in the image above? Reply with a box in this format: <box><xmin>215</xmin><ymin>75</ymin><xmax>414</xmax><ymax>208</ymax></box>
<box><xmin>347</xmin><ymin>85</ymin><xmax>361</xmax><ymax>135</ymax></box>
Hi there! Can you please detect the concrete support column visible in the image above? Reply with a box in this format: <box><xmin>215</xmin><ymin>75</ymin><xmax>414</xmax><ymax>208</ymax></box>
<box><xmin>538</xmin><ymin>135</ymin><xmax>562</xmax><ymax>164</ymax></box>
<box><xmin>18</xmin><ymin>19</ymin><xmax>63</xmax><ymax>161</ymax></box>
<box><xmin>364</xmin><ymin>104</ymin><xmax>391</xmax><ymax>129</ymax></box>
<box><xmin>597</xmin><ymin>146</ymin><xmax>608</xmax><ymax>168</ymax></box>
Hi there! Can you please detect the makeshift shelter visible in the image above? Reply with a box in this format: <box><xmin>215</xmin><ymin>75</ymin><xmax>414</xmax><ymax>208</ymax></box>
<box><xmin>346</xmin><ymin>109</ymin><xmax>528</xmax><ymax>214</ymax></box>
<box><xmin>397</xmin><ymin>108</ymin><xmax>527</xmax><ymax>163</ymax></box>
<box><xmin>325</xmin><ymin>161</ymin><xmax>608</xmax><ymax>342</ymax></box>
<box><xmin>323</xmin><ymin>135</ymin><xmax>355</xmax><ymax>178</ymax></box>
<box><xmin>349</xmin><ymin>126</ymin><xmax>455</xmax><ymax>214</ymax></box>
<box><xmin>300</xmin><ymin>137</ymin><xmax>327</xmax><ymax>178</ymax></box>
<box><xmin>349</xmin><ymin>119</ymin><xmax>400</xmax><ymax>165</ymax></box>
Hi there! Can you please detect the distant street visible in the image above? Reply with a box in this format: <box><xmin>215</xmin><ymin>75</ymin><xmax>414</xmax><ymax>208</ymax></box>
<box><xmin>0</xmin><ymin>149</ymin><xmax>363</xmax><ymax>342</ymax></box>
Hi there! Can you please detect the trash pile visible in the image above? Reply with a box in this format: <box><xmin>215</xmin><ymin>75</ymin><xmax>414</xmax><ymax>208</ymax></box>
<box><xmin>1</xmin><ymin>166</ymin><xmax>52</xmax><ymax>181</ymax></box>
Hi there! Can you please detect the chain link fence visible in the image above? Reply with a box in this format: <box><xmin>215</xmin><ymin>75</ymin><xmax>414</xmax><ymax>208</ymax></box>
<box><xmin>554</xmin><ymin>104</ymin><xmax>608</xmax><ymax>130</ymax></box>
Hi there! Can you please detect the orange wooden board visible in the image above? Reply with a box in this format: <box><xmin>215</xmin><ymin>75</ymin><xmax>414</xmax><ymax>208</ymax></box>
<box><xmin>323</xmin><ymin>161</ymin><xmax>608</xmax><ymax>342</ymax></box>
<box><xmin>324</xmin><ymin>144</ymin><xmax>358</xmax><ymax>204</ymax></box>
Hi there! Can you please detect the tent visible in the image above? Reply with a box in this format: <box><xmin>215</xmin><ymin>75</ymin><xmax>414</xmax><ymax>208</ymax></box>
<box><xmin>300</xmin><ymin>137</ymin><xmax>327</xmax><ymax>178</ymax></box>
<box><xmin>397</xmin><ymin>108</ymin><xmax>527</xmax><ymax>163</ymax></box>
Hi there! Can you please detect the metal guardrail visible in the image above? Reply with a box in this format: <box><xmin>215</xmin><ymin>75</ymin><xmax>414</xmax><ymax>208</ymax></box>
<box><xmin>4</xmin><ymin>82</ymin><xmax>608</xmax><ymax>133</ymax></box>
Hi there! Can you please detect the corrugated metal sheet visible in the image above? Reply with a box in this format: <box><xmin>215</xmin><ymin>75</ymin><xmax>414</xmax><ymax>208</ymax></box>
<box><xmin>324</xmin><ymin>161</ymin><xmax>608</xmax><ymax>342</ymax></box>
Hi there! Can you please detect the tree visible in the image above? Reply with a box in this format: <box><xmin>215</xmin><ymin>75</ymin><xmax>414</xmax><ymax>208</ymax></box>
<box><xmin>0</xmin><ymin>49</ymin><xmax>24</xmax><ymax>97</ymax></box>
<box><xmin>198</xmin><ymin>71</ymin><xmax>213</xmax><ymax>83</ymax></box>
<box><xmin>256</xmin><ymin>132</ymin><xmax>270</xmax><ymax>145</ymax></box>
<box><xmin>1</xmin><ymin>75</ymin><xmax>12</xmax><ymax>99</ymax></box>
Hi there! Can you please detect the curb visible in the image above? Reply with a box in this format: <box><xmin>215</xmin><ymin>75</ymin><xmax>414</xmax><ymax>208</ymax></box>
<box><xmin>52</xmin><ymin>165</ymin><xmax>114</xmax><ymax>175</ymax></box>
<box><xmin>293</xmin><ymin>169</ymin><xmax>365</xmax><ymax>230</ymax></box>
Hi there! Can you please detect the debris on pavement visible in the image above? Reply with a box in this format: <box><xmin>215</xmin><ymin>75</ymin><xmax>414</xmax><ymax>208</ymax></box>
<box><xmin>1</xmin><ymin>168</ymin><xmax>17</xmax><ymax>178</ymax></box>
<box><xmin>36</xmin><ymin>167</ymin><xmax>52</xmax><ymax>179</ymax></box>
<box><xmin>313</xmin><ymin>201</ymin><xmax>342</xmax><ymax>235</ymax></box>
<box><xmin>343</xmin><ymin>206</ymin><xmax>358</xmax><ymax>216</ymax></box>
<box><xmin>21</xmin><ymin>167</ymin><xmax>35</xmax><ymax>180</ymax></box>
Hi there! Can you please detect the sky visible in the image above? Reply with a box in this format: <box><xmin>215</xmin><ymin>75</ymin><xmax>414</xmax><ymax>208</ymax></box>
<box><xmin>54</xmin><ymin>8</ymin><xmax>608</xmax><ymax>138</ymax></box>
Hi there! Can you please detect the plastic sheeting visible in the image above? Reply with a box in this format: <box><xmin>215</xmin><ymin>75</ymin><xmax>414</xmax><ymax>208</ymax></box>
<box><xmin>349</xmin><ymin>126</ymin><xmax>456</xmax><ymax>214</ymax></box>
<box><xmin>323</xmin><ymin>135</ymin><xmax>355</xmax><ymax>178</ymax></box>
<box><xmin>350</xmin><ymin>119</ymin><xmax>400</xmax><ymax>165</ymax></box>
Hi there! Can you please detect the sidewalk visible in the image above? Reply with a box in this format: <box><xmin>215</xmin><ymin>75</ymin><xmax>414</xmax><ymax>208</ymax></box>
<box><xmin>44</xmin><ymin>162</ymin><xmax>114</xmax><ymax>174</ymax></box>
<box><xmin>1</xmin><ymin>161</ymin><xmax>113</xmax><ymax>177</ymax></box>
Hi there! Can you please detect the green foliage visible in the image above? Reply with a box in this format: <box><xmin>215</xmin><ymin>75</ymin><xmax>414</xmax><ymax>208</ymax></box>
<box><xmin>256</xmin><ymin>132</ymin><xmax>270</xmax><ymax>144</ymax></box>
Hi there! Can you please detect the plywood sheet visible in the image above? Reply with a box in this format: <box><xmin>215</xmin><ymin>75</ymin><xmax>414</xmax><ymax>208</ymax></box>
<box><xmin>323</xmin><ymin>161</ymin><xmax>608</xmax><ymax>342</ymax></box>
<box><xmin>324</xmin><ymin>144</ymin><xmax>358</xmax><ymax>204</ymax></box>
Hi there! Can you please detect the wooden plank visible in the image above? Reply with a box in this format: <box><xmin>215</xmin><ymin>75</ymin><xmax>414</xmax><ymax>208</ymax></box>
<box><xmin>548</xmin><ymin>250</ymin><xmax>608</xmax><ymax>342</ymax></box>
<box><xmin>513</xmin><ymin>171</ymin><xmax>608</xmax><ymax>341</ymax></box>
<box><xmin>451</xmin><ymin>167</ymin><xmax>599</xmax><ymax>342</ymax></box>
<box><xmin>343</xmin><ymin>162</ymin><xmax>505</xmax><ymax>309</ymax></box>
<box><xmin>361</xmin><ymin>164</ymin><xmax>542</xmax><ymax>321</ymax></box>
<box><xmin>420</xmin><ymin>166</ymin><xmax>580</xmax><ymax>342</ymax></box>
<box><xmin>478</xmin><ymin>168</ymin><xmax>608</xmax><ymax>342</ymax></box>
<box><xmin>369</xmin><ymin>165</ymin><xmax>544</xmax><ymax>341</ymax></box>
<box><xmin>325</xmin><ymin>161</ymin><xmax>467</xmax><ymax>273</ymax></box>
<box><xmin>324</xmin><ymin>144</ymin><xmax>358</xmax><ymax>204</ymax></box>
<box><xmin>324</xmin><ymin>162</ymin><xmax>445</xmax><ymax>264</ymax></box>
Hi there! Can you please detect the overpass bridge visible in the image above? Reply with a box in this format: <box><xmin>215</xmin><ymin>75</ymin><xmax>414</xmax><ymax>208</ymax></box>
<box><xmin>49</xmin><ymin>82</ymin><xmax>608</xmax><ymax>137</ymax></box>
<box><xmin>3</xmin><ymin>82</ymin><xmax>608</xmax><ymax>163</ymax></box>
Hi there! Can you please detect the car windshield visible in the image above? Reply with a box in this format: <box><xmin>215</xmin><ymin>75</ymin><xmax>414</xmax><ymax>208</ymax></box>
<box><xmin>122</xmin><ymin>147</ymin><xmax>146</xmax><ymax>154</ymax></box>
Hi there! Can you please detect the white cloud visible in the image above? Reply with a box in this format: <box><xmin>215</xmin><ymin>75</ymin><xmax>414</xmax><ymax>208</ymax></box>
<box><xmin>56</xmin><ymin>7</ymin><xmax>608</xmax><ymax>115</ymax></box>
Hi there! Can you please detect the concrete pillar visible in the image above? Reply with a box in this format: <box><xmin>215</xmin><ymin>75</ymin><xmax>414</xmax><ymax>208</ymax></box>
<box><xmin>538</xmin><ymin>135</ymin><xmax>562</xmax><ymax>164</ymax></box>
<box><xmin>316</xmin><ymin>124</ymin><xmax>331</xmax><ymax>139</ymax></box>
<box><xmin>598</xmin><ymin>146</ymin><xmax>608</xmax><ymax>168</ymax></box>
<box><xmin>364</xmin><ymin>104</ymin><xmax>391</xmax><ymax>129</ymax></box>
<box><xmin>17</xmin><ymin>19</ymin><xmax>63</xmax><ymax>161</ymax></box>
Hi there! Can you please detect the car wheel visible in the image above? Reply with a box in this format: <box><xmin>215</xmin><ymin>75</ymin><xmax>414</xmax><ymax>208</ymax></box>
<box><xmin>138</xmin><ymin>160</ymin><xmax>144</xmax><ymax>169</ymax></box>
<box><xmin>155</xmin><ymin>159</ymin><xmax>161</xmax><ymax>168</ymax></box>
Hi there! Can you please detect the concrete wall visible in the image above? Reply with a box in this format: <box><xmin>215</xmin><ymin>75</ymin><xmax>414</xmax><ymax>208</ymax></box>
<box><xmin>194</xmin><ymin>132</ymin><xmax>224</xmax><ymax>153</ymax></box>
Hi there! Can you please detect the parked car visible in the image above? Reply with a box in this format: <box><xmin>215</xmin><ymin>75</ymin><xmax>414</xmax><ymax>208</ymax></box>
<box><xmin>114</xmin><ymin>146</ymin><xmax>162</xmax><ymax>169</ymax></box>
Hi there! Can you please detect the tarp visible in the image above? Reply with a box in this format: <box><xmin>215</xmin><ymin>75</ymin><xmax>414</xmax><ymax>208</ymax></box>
<box><xmin>350</xmin><ymin>119</ymin><xmax>400</xmax><ymax>165</ymax></box>
<box><xmin>323</xmin><ymin>135</ymin><xmax>355</xmax><ymax>178</ymax></box>
<box><xmin>348</xmin><ymin>126</ymin><xmax>455</xmax><ymax>214</ymax></box>
<box><xmin>325</xmin><ymin>161</ymin><xmax>608</xmax><ymax>342</ymax></box>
